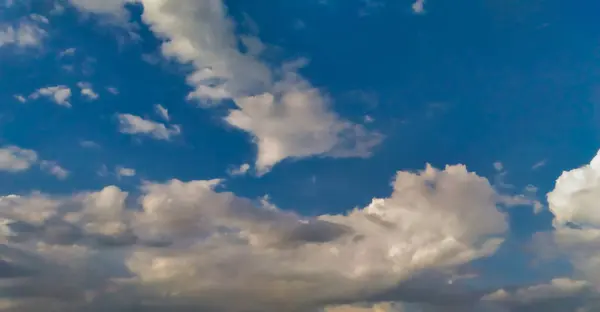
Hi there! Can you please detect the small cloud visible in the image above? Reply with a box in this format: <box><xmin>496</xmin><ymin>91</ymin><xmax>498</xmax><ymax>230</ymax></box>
<box><xmin>116</xmin><ymin>166</ymin><xmax>136</xmax><ymax>178</ymax></box>
<box><xmin>80</xmin><ymin>140</ymin><xmax>100</xmax><ymax>149</ymax></box>
<box><xmin>359</xmin><ymin>0</ymin><xmax>384</xmax><ymax>16</ymax></box>
<box><xmin>77</xmin><ymin>82</ymin><xmax>99</xmax><ymax>100</ymax></box>
<box><xmin>13</xmin><ymin>94</ymin><xmax>26</xmax><ymax>103</ymax></box>
<box><xmin>29</xmin><ymin>14</ymin><xmax>49</xmax><ymax>24</ymax></box>
<box><xmin>59</xmin><ymin>47</ymin><xmax>76</xmax><ymax>57</ymax></box>
<box><xmin>493</xmin><ymin>161</ymin><xmax>504</xmax><ymax>172</ymax></box>
<box><xmin>364</xmin><ymin>115</ymin><xmax>374</xmax><ymax>123</ymax></box>
<box><xmin>29</xmin><ymin>85</ymin><xmax>72</xmax><ymax>107</ymax></box>
<box><xmin>293</xmin><ymin>19</ymin><xmax>306</xmax><ymax>30</ymax></box>
<box><xmin>106</xmin><ymin>87</ymin><xmax>119</xmax><ymax>95</ymax></box>
<box><xmin>228</xmin><ymin>163</ymin><xmax>250</xmax><ymax>176</ymax></box>
<box><xmin>412</xmin><ymin>0</ymin><xmax>426</xmax><ymax>14</ymax></box>
<box><xmin>532</xmin><ymin>159</ymin><xmax>547</xmax><ymax>170</ymax></box>
<box><xmin>39</xmin><ymin>160</ymin><xmax>69</xmax><ymax>180</ymax></box>
<box><xmin>0</xmin><ymin>145</ymin><xmax>38</xmax><ymax>172</ymax></box>
<box><xmin>117</xmin><ymin>113</ymin><xmax>181</xmax><ymax>141</ymax></box>
<box><xmin>154</xmin><ymin>104</ymin><xmax>170</xmax><ymax>122</ymax></box>
<box><xmin>0</xmin><ymin>21</ymin><xmax>46</xmax><ymax>48</ymax></box>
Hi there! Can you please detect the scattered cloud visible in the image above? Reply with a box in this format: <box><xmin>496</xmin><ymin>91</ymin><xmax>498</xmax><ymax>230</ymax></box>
<box><xmin>153</xmin><ymin>104</ymin><xmax>169</xmax><ymax>122</ymax></box>
<box><xmin>412</xmin><ymin>0</ymin><xmax>426</xmax><ymax>14</ymax></box>
<box><xmin>80</xmin><ymin>140</ymin><xmax>101</xmax><ymax>149</ymax></box>
<box><xmin>532</xmin><ymin>159</ymin><xmax>547</xmax><ymax>170</ymax></box>
<box><xmin>0</xmin><ymin>163</ymin><xmax>508</xmax><ymax>311</ymax></box>
<box><xmin>29</xmin><ymin>85</ymin><xmax>72</xmax><ymax>107</ymax></box>
<box><xmin>118</xmin><ymin>0</ymin><xmax>384</xmax><ymax>173</ymax></box>
<box><xmin>116</xmin><ymin>166</ymin><xmax>135</xmax><ymax>178</ymax></box>
<box><xmin>13</xmin><ymin>94</ymin><xmax>26</xmax><ymax>103</ymax></box>
<box><xmin>493</xmin><ymin>161</ymin><xmax>504</xmax><ymax>172</ymax></box>
<box><xmin>59</xmin><ymin>47</ymin><xmax>76</xmax><ymax>57</ymax></box>
<box><xmin>76</xmin><ymin>81</ymin><xmax>99</xmax><ymax>100</ymax></box>
<box><xmin>228</xmin><ymin>163</ymin><xmax>250</xmax><ymax>176</ymax></box>
<box><xmin>116</xmin><ymin>113</ymin><xmax>181</xmax><ymax>141</ymax></box>
<box><xmin>0</xmin><ymin>145</ymin><xmax>38</xmax><ymax>172</ymax></box>
<box><xmin>106</xmin><ymin>86</ymin><xmax>119</xmax><ymax>95</ymax></box>
<box><xmin>0</xmin><ymin>20</ymin><xmax>46</xmax><ymax>48</ymax></box>
<box><xmin>39</xmin><ymin>160</ymin><xmax>69</xmax><ymax>180</ymax></box>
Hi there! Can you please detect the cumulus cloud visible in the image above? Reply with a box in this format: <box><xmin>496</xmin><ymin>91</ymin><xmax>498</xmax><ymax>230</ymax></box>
<box><xmin>0</xmin><ymin>20</ymin><xmax>46</xmax><ymax>48</ymax></box>
<box><xmin>116</xmin><ymin>113</ymin><xmax>181</xmax><ymax>141</ymax></box>
<box><xmin>29</xmin><ymin>85</ymin><xmax>72</xmax><ymax>107</ymax></box>
<box><xmin>0</xmin><ymin>146</ymin><xmax>68</xmax><ymax>179</ymax></box>
<box><xmin>0</xmin><ymin>163</ymin><xmax>508</xmax><ymax>311</ymax></box>
<box><xmin>102</xmin><ymin>0</ymin><xmax>383</xmax><ymax>173</ymax></box>
<box><xmin>0</xmin><ymin>146</ymin><xmax>38</xmax><ymax>172</ymax></box>
<box><xmin>77</xmin><ymin>82</ymin><xmax>99</xmax><ymax>100</ymax></box>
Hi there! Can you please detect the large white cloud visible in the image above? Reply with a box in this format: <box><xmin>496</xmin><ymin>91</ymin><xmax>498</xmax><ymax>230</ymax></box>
<box><xmin>70</xmin><ymin>0</ymin><xmax>382</xmax><ymax>173</ymax></box>
<box><xmin>0</xmin><ymin>163</ymin><xmax>507</xmax><ymax>311</ymax></box>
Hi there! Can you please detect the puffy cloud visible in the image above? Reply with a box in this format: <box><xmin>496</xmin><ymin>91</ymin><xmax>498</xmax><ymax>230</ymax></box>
<box><xmin>29</xmin><ymin>85</ymin><xmax>72</xmax><ymax>107</ymax></box>
<box><xmin>77</xmin><ymin>82</ymin><xmax>99</xmax><ymax>100</ymax></box>
<box><xmin>0</xmin><ymin>20</ymin><xmax>46</xmax><ymax>48</ymax></box>
<box><xmin>113</xmin><ymin>0</ymin><xmax>382</xmax><ymax>172</ymax></box>
<box><xmin>0</xmin><ymin>146</ymin><xmax>38</xmax><ymax>172</ymax></box>
<box><xmin>13</xmin><ymin>94</ymin><xmax>26</xmax><ymax>103</ymax></box>
<box><xmin>0</xmin><ymin>163</ymin><xmax>508</xmax><ymax>311</ymax></box>
<box><xmin>116</xmin><ymin>113</ymin><xmax>181</xmax><ymax>141</ymax></box>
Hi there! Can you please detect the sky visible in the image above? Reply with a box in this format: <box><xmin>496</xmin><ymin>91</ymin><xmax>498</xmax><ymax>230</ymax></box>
<box><xmin>1</xmin><ymin>0</ymin><xmax>600</xmax><ymax>311</ymax></box>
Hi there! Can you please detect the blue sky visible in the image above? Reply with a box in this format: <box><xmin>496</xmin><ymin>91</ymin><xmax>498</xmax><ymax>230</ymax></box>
<box><xmin>2</xmin><ymin>0</ymin><xmax>600</xmax><ymax>311</ymax></box>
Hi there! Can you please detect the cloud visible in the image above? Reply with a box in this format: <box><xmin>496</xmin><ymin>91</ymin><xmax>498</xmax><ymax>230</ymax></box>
<box><xmin>77</xmin><ymin>82</ymin><xmax>99</xmax><ymax>100</ymax></box>
<box><xmin>99</xmin><ymin>0</ymin><xmax>383</xmax><ymax>173</ymax></box>
<box><xmin>116</xmin><ymin>166</ymin><xmax>135</xmax><ymax>178</ymax></box>
<box><xmin>39</xmin><ymin>160</ymin><xmax>69</xmax><ymax>180</ymax></box>
<box><xmin>59</xmin><ymin>47</ymin><xmax>76</xmax><ymax>57</ymax></box>
<box><xmin>116</xmin><ymin>113</ymin><xmax>181</xmax><ymax>141</ymax></box>
<box><xmin>29</xmin><ymin>85</ymin><xmax>72</xmax><ymax>107</ymax></box>
<box><xmin>0</xmin><ymin>20</ymin><xmax>46</xmax><ymax>48</ymax></box>
<box><xmin>532</xmin><ymin>160</ymin><xmax>547</xmax><ymax>170</ymax></box>
<box><xmin>106</xmin><ymin>87</ymin><xmax>119</xmax><ymax>95</ymax></box>
<box><xmin>228</xmin><ymin>163</ymin><xmax>250</xmax><ymax>176</ymax></box>
<box><xmin>0</xmin><ymin>146</ymin><xmax>38</xmax><ymax>172</ymax></box>
<box><xmin>80</xmin><ymin>140</ymin><xmax>101</xmax><ymax>149</ymax></box>
<box><xmin>412</xmin><ymin>0</ymin><xmax>426</xmax><ymax>14</ymax></box>
<box><xmin>154</xmin><ymin>104</ymin><xmax>169</xmax><ymax>122</ymax></box>
<box><xmin>0</xmin><ymin>163</ymin><xmax>508</xmax><ymax>311</ymax></box>
<box><xmin>13</xmin><ymin>94</ymin><xmax>26</xmax><ymax>103</ymax></box>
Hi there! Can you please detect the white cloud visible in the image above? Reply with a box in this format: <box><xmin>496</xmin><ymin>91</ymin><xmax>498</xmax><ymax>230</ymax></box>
<box><xmin>0</xmin><ymin>163</ymin><xmax>507</xmax><ymax>311</ymax></box>
<box><xmin>39</xmin><ymin>160</ymin><xmax>69</xmax><ymax>180</ymax></box>
<box><xmin>13</xmin><ymin>94</ymin><xmax>26</xmax><ymax>103</ymax></box>
<box><xmin>412</xmin><ymin>0</ymin><xmax>426</xmax><ymax>14</ymax></box>
<box><xmin>532</xmin><ymin>159</ymin><xmax>547</xmax><ymax>170</ymax></box>
<box><xmin>116</xmin><ymin>166</ymin><xmax>135</xmax><ymax>178</ymax></box>
<box><xmin>29</xmin><ymin>14</ymin><xmax>49</xmax><ymax>24</ymax></box>
<box><xmin>154</xmin><ymin>104</ymin><xmax>169</xmax><ymax>121</ymax></box>
<box><xmin>493</xmin><ymin>161</ymin><xmax>503</xmax><ymax>172</ymax></box>
<box><xmin>228</xmin><ymin>163</ymin><xmax>250</xmax><ymax>176</ymax></box>
<box><xmin>125</xmin><ymin>0</ymin><xmax>382</xmax><ymax>173</ymax></box>
<box><xmin>117</xmin><ymin>113</ymin><xmax>181</xmax><ymax>140</ymax></box>
<box><xmin>0</xmin><ymin>21</ymin><xmax>46</xmax><ymax>48</ymax></box>
<box><xmin>0</xmin><ymin>146</ymin><xmax>38</xmax><ymax>172</ymax></box>
<box><xmin>29</xmin><ymin>85</ymin><xmax>72</xmax><ymax>107</ymax></box>
<box><xmin>77</xmin><ymin>82</ymin><xmax>99</xmax><ymax>100</ymax></box>
<box><xmin>59</xmin><ymin>47</ymin><xmax>76</xmax><ymax>57</ymax></box>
